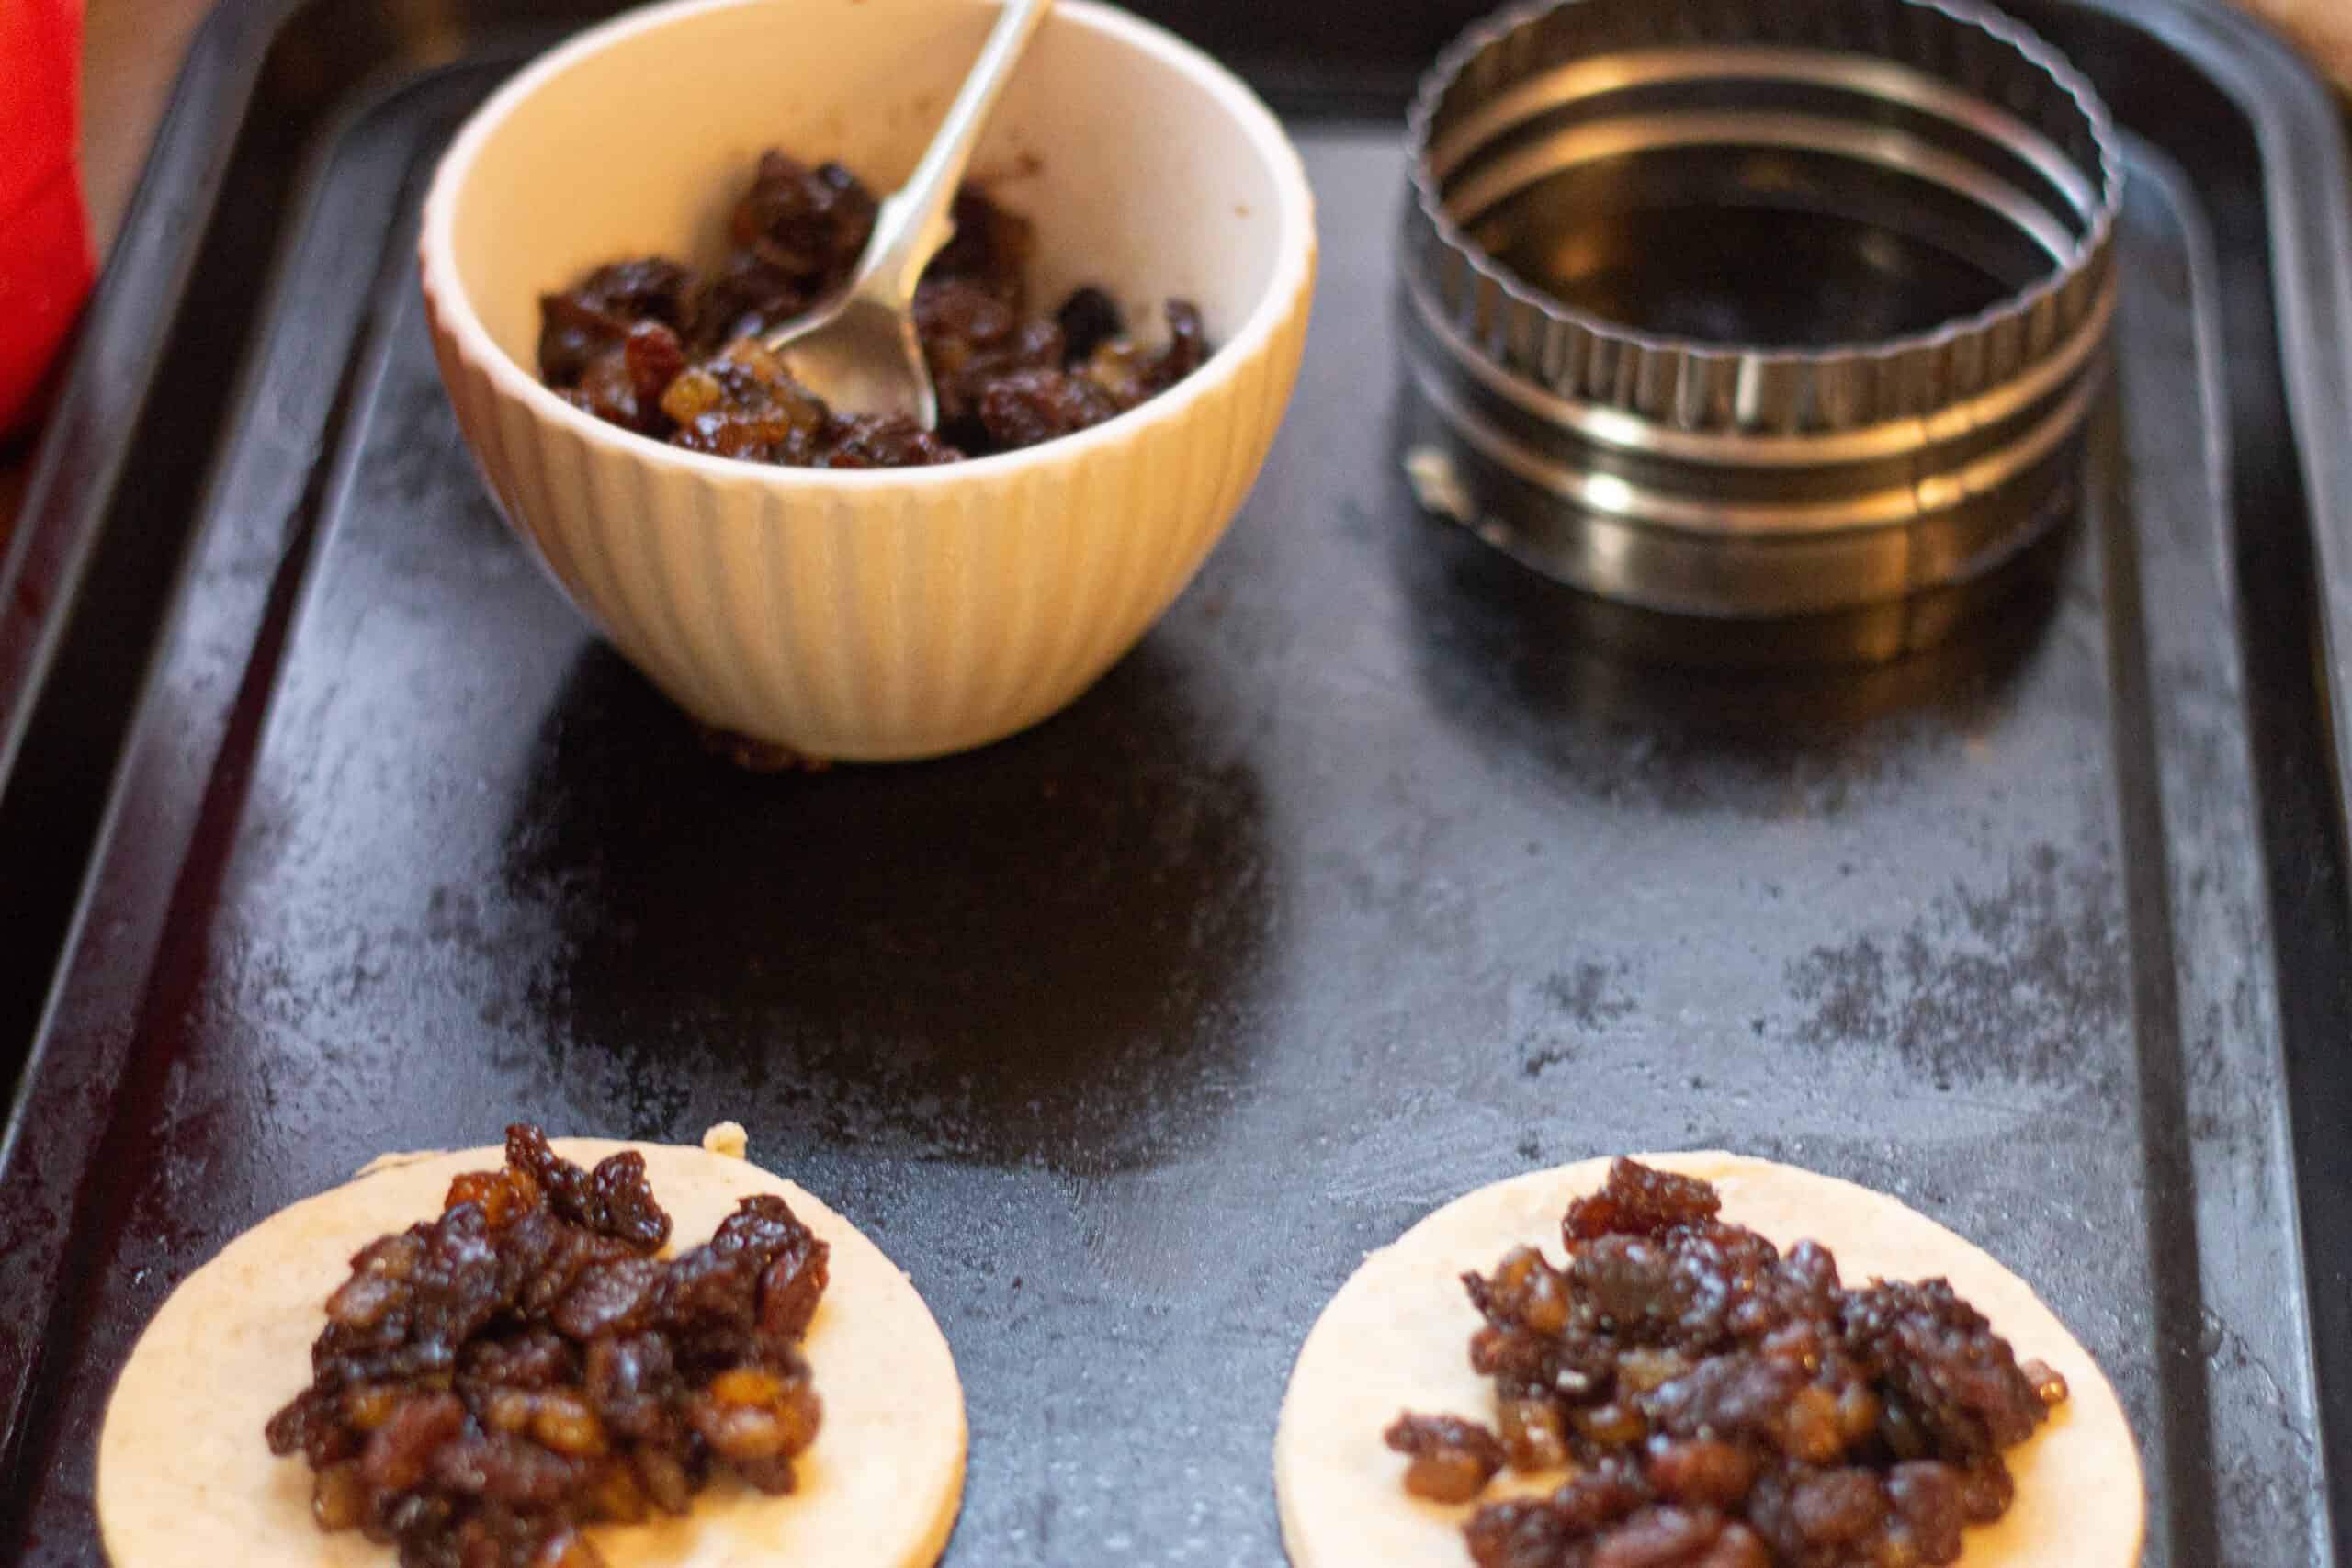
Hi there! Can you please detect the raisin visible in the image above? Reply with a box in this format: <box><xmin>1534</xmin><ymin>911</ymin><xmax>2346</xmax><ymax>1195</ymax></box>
<box><xmin>1055</xmin><ymin>286</ymin><xmax>1125</xmax><ymax>366</ymax></box>
<box><xmin>1385</xmin><ymin>1413</ymin><xmax>1508</xmax><ymax>1503</ymax></box>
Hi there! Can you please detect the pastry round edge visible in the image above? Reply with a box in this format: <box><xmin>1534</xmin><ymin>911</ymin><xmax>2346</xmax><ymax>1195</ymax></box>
<box><xmin>96</xmin><ymin>1136</ymin><xmax>966</xmax><ymax>1568</ymax></box>
<box><xmin>1272</xmin><ymin>1151</ymin><xmax>2145</xmax><ymax>1568</ymax></box>
<box><xmin>2236</xmin><ymin>0</ymin><xmax>2352</xmax><ymax>92</ymax></box>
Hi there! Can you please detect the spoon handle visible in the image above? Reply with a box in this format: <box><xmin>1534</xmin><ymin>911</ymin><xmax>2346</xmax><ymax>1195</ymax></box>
<box><xmin>859</xmin><ymin>0</ymin><xmax>1054</xmax><ymax>302</ymax></box>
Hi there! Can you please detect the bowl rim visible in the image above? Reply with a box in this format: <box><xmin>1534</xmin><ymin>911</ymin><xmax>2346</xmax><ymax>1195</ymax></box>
<box><xmin>416</xmin><ymin>0</ymin><xmax>1317</xmax><ymax>491</ymax></box>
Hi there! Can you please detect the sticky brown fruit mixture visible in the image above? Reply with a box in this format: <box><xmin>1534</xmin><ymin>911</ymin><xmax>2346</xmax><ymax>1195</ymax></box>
<box><xmin>265</xmin><ymin>1125</ymin><xmax>830</xmax><ymax>1568</ymax></box>
<box><xmin>1385</xmin><ymin>1159</ymin><xmax>2070</xmax><ymax>1568</ymax></box>
<box><xmin>537</xmin><ymin>152</ymin><xmax>1208</xmax><ymax>466</ymax></box>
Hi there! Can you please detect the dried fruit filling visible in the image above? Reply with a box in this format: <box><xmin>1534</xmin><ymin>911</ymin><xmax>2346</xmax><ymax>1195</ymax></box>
<box><xmin>537</xmin><ymin>151</ymin><xmax>1208</xmax><ymax>466</ymax></box>
<box><xmin>266</xmin><ymin>1126</ymin><xmax>830</xmax><ymax>1568</ymax></box>
<box><xmin>1385</xmin><ymin>1159</ymin><xmax>2070</xmax><ymax>1568</ymax></box>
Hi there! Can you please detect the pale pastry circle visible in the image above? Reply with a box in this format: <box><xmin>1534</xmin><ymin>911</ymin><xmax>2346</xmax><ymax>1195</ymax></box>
<box><xmin>1274</xmin><ymin>1151</ymin><xmax>2144</xmax><ymax>1568</ymax></box>
<box><xmin>97</xmin><ymin>1137</ymin><xmax>965</xmax><ymax>1568</ymax></box>
<box><xmin>2236</xmin><ymin>0</ymin><xmax>2352</xmax><ymax>91</ymax></box>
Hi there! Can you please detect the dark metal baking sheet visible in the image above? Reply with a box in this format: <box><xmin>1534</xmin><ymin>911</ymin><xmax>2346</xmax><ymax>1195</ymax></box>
<box><xmin>2</xmin><ymin>0</ymin><xmax>2347</xmax><ymax>1562</ymax></box>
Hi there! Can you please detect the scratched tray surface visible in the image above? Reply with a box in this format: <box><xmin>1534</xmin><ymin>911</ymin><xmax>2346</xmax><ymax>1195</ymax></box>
<box><xmin>0</xmin><ymin>0</ymin><xmax>2346</xmax><ymax>1563</ymax></box>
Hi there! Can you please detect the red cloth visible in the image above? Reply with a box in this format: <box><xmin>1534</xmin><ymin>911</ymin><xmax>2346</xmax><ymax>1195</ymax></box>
<box><xmin>0</xmin><ymin>0</ymin><xmax>94</xmax><ymax>438</ymax></box>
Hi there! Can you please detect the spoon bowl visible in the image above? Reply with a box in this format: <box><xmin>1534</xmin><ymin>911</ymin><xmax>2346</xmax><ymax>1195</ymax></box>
<box><xmin>773</xmin><ymin>294</ymin><xmax>934</xmax><ymax>426</ymax></box>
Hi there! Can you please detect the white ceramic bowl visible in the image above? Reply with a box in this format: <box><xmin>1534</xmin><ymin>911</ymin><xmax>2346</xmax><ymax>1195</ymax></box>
<box><xmin>419</xmin><ymin>0</ymin><xmax>1316</xmax><ymax>761</ymax></box>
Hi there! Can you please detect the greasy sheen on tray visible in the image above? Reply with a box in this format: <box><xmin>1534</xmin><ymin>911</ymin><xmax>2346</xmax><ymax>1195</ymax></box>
<box><xmin>264</xmin><ymin>1124</ymin><xmax>830</xmax><ymax>1568</ymax></box>
<box><xmin>537</xmin><ymin>152</ymin><xmax>1207</xmax><ymax>466</ymax></box>
<box><xmin>1388</xmin><ymin>1159</ymin><xmax>2068</xmax><ymax>1568</ymax></box>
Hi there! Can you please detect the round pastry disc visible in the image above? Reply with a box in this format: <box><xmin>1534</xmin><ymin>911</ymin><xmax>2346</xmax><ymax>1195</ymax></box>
<box><xmin>1274</xmin><ymin>1151</ymin><xmax>2143</xmax><ymax>1568</ymax></box>
<box><xmin>97</xmin><ymin>1135</ymin><xmax>966</xmax><ymax>1568</ymax></box>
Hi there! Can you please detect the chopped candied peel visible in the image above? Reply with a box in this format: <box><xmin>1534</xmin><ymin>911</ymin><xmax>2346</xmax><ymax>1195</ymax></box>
<box><xmin>266</xmin><ymin>1125</ymin><xmax>830</xmax><ymax>1568</ymax></box>
<box><xmin>1393</xmin><ymin>1158</ymin><xmax>2068</xmax><ymax>1568</ymax></box>
<box><xmin>538</xmin><ymin>152</ymin><xmax>1209</xmax><ymax>467</ymax></box>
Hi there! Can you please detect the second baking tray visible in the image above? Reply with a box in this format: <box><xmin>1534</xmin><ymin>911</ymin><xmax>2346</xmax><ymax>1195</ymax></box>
<box><xmin>2</xmin><ymin>0</ymin><xmax>2349</xmax><ymax>1562</ymax></box>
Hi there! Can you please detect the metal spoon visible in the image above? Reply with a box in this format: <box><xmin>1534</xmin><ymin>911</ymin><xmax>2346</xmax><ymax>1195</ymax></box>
<box><xmin>763</xmin><ymin>0</ymin><xmax>1054</xmax><ymax>429</ymax></box>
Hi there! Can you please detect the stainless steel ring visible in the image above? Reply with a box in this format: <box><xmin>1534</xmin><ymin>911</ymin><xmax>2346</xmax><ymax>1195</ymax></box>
<box><xmin>1399</xmin><ymin>0</ymin><xmax>2125</xmax><ymax>621</ymax></box>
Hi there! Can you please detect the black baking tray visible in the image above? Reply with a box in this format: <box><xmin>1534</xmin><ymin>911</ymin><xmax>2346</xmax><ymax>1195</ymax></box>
<box><xmin>2</xmin><ymin>0</ymin><xmax>2348</xmax><ymax>1562</ymax></box>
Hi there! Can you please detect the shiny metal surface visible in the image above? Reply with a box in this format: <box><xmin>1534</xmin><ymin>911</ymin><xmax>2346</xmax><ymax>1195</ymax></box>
<box><xmin>1401</xmin><ymin>0</ymin><xmax>2125</xmax><ymax>620</ymax></box>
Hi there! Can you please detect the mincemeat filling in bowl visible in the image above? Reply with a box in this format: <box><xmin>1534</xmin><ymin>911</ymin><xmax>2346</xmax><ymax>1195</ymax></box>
<box><xmin>538</xmin><ymin>152</ymin><xmax>1207</xmax><ymax>468</ymax></box>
